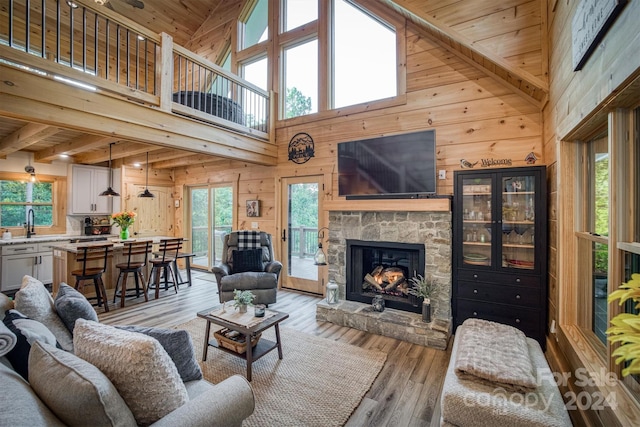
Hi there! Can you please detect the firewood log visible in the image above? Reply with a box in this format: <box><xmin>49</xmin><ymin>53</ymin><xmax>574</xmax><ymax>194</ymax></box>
<box><xmin>384</xmin><ymin>276</ymin><xmax>405</xmax><ymax>291</ymax></box>
<box><xmin>364</xmin><ymin>273</ymin><xmax>383</xmax><ymax>290</ymax></box>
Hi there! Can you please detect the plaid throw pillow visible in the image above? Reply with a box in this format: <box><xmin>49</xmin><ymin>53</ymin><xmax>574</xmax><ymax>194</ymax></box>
<box><xmin>237</xmin><ymin>231</ymin><xmax>262</xmax><ymax>249</ymax></box>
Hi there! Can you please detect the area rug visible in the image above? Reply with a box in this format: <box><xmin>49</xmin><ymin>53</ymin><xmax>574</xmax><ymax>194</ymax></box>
<box><xmin>176</xmin><ymin>317</ymin><xmax>387</xmax><ymax>427</ymax></box>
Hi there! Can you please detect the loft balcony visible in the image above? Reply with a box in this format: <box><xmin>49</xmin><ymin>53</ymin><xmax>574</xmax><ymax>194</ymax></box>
<box><xmin>0</xmin><ymin>0</ymin><xmax>275</xmax><ymax>165</ymax></box>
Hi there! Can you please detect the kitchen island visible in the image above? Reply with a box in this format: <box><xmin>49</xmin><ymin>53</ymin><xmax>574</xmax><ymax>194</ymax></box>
<box><xmin>0</xmin><ymin>235</ymin><xmax>117</xmax><ymax>293</ymax></box>
<box><xmin>51</xmin><ymin>236</ymin><xmax>179</xmax><ymax>296</ymax></box>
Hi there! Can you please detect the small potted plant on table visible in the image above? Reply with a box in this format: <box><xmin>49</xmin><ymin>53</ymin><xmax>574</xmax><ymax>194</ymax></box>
<box><xmin>408</xmin><ymin>274</ymin><xmax>436</xmax><ymax>323</ymax></box>
<box><xmin>233</xmin><ymin>289</ymin><xmax>256</xmax><ymax>313</ymax></box>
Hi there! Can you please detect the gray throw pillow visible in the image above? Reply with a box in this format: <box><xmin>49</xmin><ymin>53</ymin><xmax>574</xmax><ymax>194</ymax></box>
<box><xmin>28</xmin><ymin>341</ymin><xmax>137</xmax><ymax>427</ymax></box>
<box><xmin>116</xmin><ymin>325</ymin><xmax>203</xmax><ymax>382</ymax></box>
<box><xmin>54</xmin><ymin>283</ymin><xmax>98</xmax><ymax>333</ymax></box>
<box><xmin>14</xmin><ymin>276</ymin><xmax>73</xmax><ymax>352</ymax></box>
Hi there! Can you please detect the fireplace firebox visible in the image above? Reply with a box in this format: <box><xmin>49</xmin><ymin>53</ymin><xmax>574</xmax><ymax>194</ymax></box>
<box><xmin>346</xmin><ymin>239</ymin><xmax>425</xmax><ymax>313</ymax></box>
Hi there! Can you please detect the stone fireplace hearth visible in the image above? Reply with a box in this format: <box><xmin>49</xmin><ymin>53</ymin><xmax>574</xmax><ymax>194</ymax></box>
<box><xmin>315</xmin><ymin>210</ymin><xmax>452</xmax><ymax>350</ymax></box>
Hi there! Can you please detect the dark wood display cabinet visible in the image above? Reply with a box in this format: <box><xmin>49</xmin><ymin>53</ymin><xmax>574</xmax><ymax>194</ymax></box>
<box><xmin>453</xmin><ymin>166</ymin><xmax>548</xmax><ymax>349</ymax></box>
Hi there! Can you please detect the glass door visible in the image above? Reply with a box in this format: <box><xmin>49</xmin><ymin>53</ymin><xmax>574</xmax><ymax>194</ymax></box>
<box><xmin>499</xmin><ymin>173</ymin><xmax>537</xmax><ymax>271</ymax></box>
<box><xmin>189</xmin><ymin>185</ymin><xmax>233</xmax><ymax>270</ymax></box>
<box><xmin>460</xmin><ymin>177</ymin><xmax>493</xmax><ymax>268</ymax></box>
<box><xmin>280</xmin><ymin>176</ymin><xmax>324</xmax><ymax>294</ymax></box>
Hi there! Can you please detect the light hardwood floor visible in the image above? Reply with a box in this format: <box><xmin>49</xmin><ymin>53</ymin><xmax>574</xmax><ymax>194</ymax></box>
<box><xmin>97</xmin><ymin>269</ymin><xmax>451</xmax><ymax>426</ymax></box>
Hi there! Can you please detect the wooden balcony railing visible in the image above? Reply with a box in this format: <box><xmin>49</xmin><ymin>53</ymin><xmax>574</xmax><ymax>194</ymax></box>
<box><xmin>0</xmin><ymin>0</ymin><xmax>272</xmax><ymax>140</ymax></box>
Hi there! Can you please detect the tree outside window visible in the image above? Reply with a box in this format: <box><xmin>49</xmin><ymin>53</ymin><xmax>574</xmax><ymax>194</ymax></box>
<box><xmin>0</xmin><ymin>180</ymin><xmax>53</xmax><ymax>227</ymax></box>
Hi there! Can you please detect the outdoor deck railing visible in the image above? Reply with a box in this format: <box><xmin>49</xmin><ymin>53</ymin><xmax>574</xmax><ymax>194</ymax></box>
<box><xmin>0</xmin><ymin>0</ymin><xmax>271</xmax><ymax>139</ymax></box>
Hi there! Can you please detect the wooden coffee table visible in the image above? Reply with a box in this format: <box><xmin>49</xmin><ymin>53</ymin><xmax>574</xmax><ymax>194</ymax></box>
<box><xmin>197</xmin><ymin>307</ymin><xmax>289</xmax><ymax>381</ymax></box>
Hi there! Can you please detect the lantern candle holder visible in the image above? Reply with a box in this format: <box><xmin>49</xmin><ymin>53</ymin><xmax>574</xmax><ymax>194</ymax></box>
<box><xmin>326</xmin><ymin>280</ymin><xmax>339</xmax><ymax>304</ymax></box>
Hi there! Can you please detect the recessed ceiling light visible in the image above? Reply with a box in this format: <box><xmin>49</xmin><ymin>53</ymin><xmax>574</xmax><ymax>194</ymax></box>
<box><xmin>137</xmin><ymin>35</ymin><xmax>145</xmax><ymax>41</ymax></box>
<box><xmin>60</xmin><ymin>154</ymin><xmax>69</xmax><ymax>158</ymax></box>
<box><xmin>133</xmin><ymin>162</ymin><xmax>141</xmax><ymax>167</ymax></box>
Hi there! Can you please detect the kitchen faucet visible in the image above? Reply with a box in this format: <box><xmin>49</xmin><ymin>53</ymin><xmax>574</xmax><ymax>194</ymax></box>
<box><xmin>25</xmin><ymin>208</ymin><xmax>35</xmax><ymax>238</ymax></box>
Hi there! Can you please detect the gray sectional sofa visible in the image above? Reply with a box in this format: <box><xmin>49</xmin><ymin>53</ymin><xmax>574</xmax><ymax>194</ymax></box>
<box><xmin>0</xmin><ymin>275</ymin><xmax>255</xmax><ymax>426</ymax></box>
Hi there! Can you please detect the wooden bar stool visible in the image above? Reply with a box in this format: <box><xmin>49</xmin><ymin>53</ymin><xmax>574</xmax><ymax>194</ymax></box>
<box><xmin>147</xmin><ymin>238</ymin><xmax>183</xmax><ymax>299</ymax></box>
<box><xmin>174</xmin><ymin>252</ymin><xmax>196</xmax><ymax>287</ymax></box>
<box><xmin>72</xmin><ymin>243</ymin><xmax>113</xmax><ymax>312</ymax></box>
<box><xmin>113</xmin><ymin>240</ymin><xmax>151</xmax><ymax>308</ymax></box>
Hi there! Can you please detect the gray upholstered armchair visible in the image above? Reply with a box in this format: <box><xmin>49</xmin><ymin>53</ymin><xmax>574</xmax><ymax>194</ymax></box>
<box><xmin>212</xmin><ymin>231</ymin><xmax>282</xmax><ymax>305</ymax></box>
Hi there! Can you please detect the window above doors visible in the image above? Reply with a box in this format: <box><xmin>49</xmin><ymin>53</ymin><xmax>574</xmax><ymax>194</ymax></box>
<box><xmin>236</xmin><ymin>0</ymin><xmax>403</xmax><ymax>120</ymax></box>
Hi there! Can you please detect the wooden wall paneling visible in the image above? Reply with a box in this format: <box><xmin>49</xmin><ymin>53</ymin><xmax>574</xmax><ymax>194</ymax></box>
<box><xmin>423</xmin><ymin>0</ymin><xmax>530</xmax><ymax>24</ymax></box>
<box><xmin>503</xmin><ymin>50</ymin><xmax>543</xmax><ymax>79</ymax></box>
<box><xmin>448</xmin><ymin>1</ymin><xmax>541</xmax><ymax>43</ymax></box>
<box><xmin>474</xmin><ymin>24</ymin><xmax>541</xmax><ymax>60</ymax></box>
<box><xmin>549</xmin><ymin>1</ymin><xmax>640</xmax><ymax>140</ymax></box>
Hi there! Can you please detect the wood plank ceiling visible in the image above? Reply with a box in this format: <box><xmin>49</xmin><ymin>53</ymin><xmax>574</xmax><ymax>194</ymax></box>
<box><xmin>0</xmin><ymin>0</ymin><xmax>547</xmax><ymax>169</ymax></box>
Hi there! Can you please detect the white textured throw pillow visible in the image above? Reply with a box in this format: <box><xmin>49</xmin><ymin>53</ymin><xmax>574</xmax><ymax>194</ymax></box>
<box><xmin>14</xmin><ymin>276</ymin><xmax>73</xmax><ymax>352</ymax></box>
<box><xmin>73</xmin><ymin>319</ymin><xmax>188</xmax><ymax>426</ymax></box>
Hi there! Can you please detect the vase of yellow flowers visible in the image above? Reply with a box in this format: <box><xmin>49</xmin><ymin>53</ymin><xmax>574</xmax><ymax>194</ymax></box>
<box><xmin>111</xmin><ymin>211</ymin><xmax>136</xmax><ymax>240</ymax></box>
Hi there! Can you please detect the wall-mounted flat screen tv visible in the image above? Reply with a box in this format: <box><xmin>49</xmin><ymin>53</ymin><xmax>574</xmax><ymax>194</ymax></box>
<box><xmin>337</xmin><ymin>129</ymin><xmax>437</xmax><ymax>199</ymax></box>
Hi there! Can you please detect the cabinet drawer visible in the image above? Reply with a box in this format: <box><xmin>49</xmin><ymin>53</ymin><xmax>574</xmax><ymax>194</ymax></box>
<box><xmin>456</xmin><ymin>299</ymin><xmax>540</xmax><ymax>338</ymax></box>
<box><xmin>457</xmin><ymin>281</ymin><xmax>540</xmax><ymax>308</ymax></box>
<box><xmin>37</xmin><ymin>242</ymin><xmax>58</xmax><ymax>252</ymax></box>
<box><xmin>2</xmin><ymin>243</ymin><xmax>38</xmax><ymax>255</ymax></box>
<box><xmin>457</xmin><ymin>270</ymin><xmax>539</xmax><ymax>287</ymax></box>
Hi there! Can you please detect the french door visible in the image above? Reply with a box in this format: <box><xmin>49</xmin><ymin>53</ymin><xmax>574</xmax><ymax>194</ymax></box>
<box><xmin>189</xmin><ymin>185</ymin><xmax>233</xmax><ymax>270</ymax></box>
<box><xmin>280</xmin><ymin>176</ymin><xmax>324</xmax><ymax>294</ymax></box>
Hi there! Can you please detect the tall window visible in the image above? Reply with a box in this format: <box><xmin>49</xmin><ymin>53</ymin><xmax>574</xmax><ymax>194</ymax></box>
<box><xmin>332</xmin><ymin>0</ymin><xmax>396</xmax><ymax>108</ymax></box>
<box><xmin>283</xmin><ymin>40</ymin><xmax>318</xmax><ymax>118</ymax></box>
<box><xmin>241</xmin><ymin>0</ymin><xmax>268</xmax><ymax>50</ymax></box>
<box><xmin>576</xmin><ymin>133</ymin><xmax>609</xmax><ymax>348</ymax></box>
<box><xmin>283</xmin><ymin>0</ymin><xmax>318</xmax><ymax>31</ymax></box>
<box><xmin>241</xmin><ymin>56</ymin><xmax>268</xmax><ymax>91</ymax></box>
<box><xmin>0</xmin><ymin>180</ymin><xmax>53</xmax><ymax>227</ymax></box>
<box><xmin>238</xmin><ymin>0</ymin><xmax>400</xmax><ymax>119</ymax></box>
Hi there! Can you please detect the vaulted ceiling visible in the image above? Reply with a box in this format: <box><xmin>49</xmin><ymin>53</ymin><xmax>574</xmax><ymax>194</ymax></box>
<box><xmin>0</xmin><ymin>0</ymin><xmax>547</xmax><ymax>170</ymax></box>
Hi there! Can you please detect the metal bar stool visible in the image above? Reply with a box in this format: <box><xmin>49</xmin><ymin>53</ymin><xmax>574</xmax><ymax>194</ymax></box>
<box><xmin>113</xmin><ymin>240</ymin><xmax>151</xmax><ymax>308</ymax></box>
<box><xmin>147</xmin><ymin>238</ymin><xmax>183</xmax><ymax>299</ymax></box>
<box><xmin>72</xmin><ymin>243</ymin><xmax>113</xmax><ymax>312</ymax></box>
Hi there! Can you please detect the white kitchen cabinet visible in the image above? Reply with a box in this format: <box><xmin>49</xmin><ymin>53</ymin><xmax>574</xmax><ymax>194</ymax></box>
<box><xmin>68</xmin><ymin>165</ymin><xmax>116</xmax><ymax>215</ymax></box>
<box><xmin>1</xmin><ymin>242</ymin><xmax>55</xmax><ymax>292</ymax></box>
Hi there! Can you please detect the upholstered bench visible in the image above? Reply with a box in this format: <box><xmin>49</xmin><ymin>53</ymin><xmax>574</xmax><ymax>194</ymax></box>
<box><xmin>440</xmin><ymin>319</ymin><xmax>571</xmax><ymax>427</ymax></box>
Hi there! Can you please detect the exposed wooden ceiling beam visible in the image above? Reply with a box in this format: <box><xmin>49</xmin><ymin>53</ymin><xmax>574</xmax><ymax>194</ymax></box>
<box><xmin>0</xmin><ymin>64</ymin><xmax>277</xmax><ymax>165</ymax></box>
<box><xmin>73</xmin><ymin>141</ymin><xmax>155</xmax><ymax>164</ymax></box>
<box><xmin>122</xmin><ymin>148</ymin><xmax>194</xmax><ymax>166</ymax></box>
<box><xmin>152</xmin><ymin>154</ymin><xmax>228</xmax><ymax>169</ymax></box>
<box><xmin>378</xmin><ymin>0</ymin><xmax>548</xmax><ymax>106</ymax></box>
<box><xmin>34</xmin><ymin>135</ymin><xmax>115</xmax><ymax>162</ymax></box>
<box><xmin>0</xmin><ymin>123</ymin><xmax>60</xmax><ymax>158</ymax></box>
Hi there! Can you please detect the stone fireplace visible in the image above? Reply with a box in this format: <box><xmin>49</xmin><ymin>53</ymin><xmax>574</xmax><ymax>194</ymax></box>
<box><xmin>316</xmin><ymin>210</ymin><xmax>452</xmax><ymax>350</ymax></box>
<box><xmin>346</xmin><ymin>239</ymin><xmax>425</xmax><ymax>313</ymax></box>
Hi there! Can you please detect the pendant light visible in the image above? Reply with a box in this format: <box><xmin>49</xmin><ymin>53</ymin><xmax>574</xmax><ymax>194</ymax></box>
<box><xmin>24</xmin><ymin>165</ymin><xmax>37</xmax><ymax>182</ymax></box>
<box><xmin>99</xmin><ymin>142</ymin><xmax>120</xmax><ymax>197</ymax></box>
<box><xmin>139</xmin><ymin>152</ymin><xmax>155</xmax><ymax>198</ymax></box>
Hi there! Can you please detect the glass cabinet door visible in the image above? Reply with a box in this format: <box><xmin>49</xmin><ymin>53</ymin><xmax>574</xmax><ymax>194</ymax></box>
<box><xmin>461</xmin><ymin>177</ymin><xmax>493</xmax><ymax>267</ymax></box>
<box><xmin>500</xmin><ymin>174</ymin><xmax>536</xmax><ymax>270</ymax></box>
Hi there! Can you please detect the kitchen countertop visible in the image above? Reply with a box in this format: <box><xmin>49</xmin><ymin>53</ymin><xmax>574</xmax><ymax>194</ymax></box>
<box><xmin>50</xmin><ymin>236</ymin><xmax>180</xmax><ymax>253</ymax></box>
<box><xmin>0</xmin><ymin>235</ymin><xmax>118</xmax><ymax>246</ymax></box>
